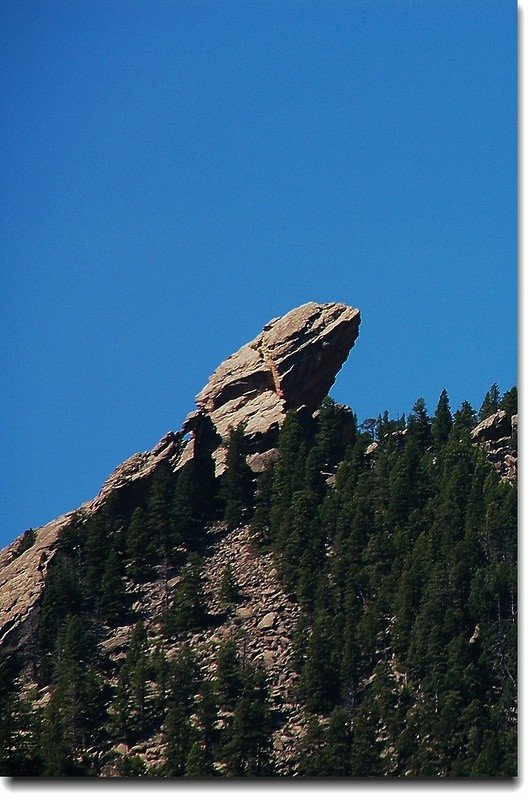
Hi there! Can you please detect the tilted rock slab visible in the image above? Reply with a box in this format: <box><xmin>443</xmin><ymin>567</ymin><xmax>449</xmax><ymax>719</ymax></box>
<box><xmin>0</xmin><ymin>301</ymin><xmax>360</xmax><ymax>653</ymax></box>
<box><xmin>180</xmin><ymin>301</ymin><xmax>361</xmax><ymax>472</ymax></box>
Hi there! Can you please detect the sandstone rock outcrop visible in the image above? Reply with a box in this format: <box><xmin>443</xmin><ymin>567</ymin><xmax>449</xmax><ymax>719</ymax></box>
<box><xmin>179</xmin><ymin>301</ymin><xmax>360</xmax><ymax>473</ymax></box>
<box><xmin>0</xmin><ymin>301</ymin><xmax>360</xmax><ymax>653</ymax></box>
<box><xmin>470</xmin><ymin>410</ymin><xmax>511</xmax><ymax>444</ymax></box>
<box><xmin>470</xmin><ymin>410</ymin><xmax>517</xmax><ymax>481</ymax></box>
<box><xmin>0</xmin><ymin>433</ymin><xmax>184</xmax><ymax>653</ymax></box>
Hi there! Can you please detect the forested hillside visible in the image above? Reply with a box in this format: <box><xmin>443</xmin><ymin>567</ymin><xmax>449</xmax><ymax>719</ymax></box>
<box><xmin>0</xmin><ymin>385</ymin><xmax>517</xmax><ymax>778</ymax></box>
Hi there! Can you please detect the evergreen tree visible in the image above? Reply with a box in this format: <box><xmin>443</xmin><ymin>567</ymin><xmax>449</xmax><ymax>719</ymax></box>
<box><xmin>314</xmin><ymin>397</ymin><xmax>356</xmax><ymax>468</ymax></box>
<box><xmin>189</xmin><ymin>414</ymin><xmax>220</xmax><ymax>521</ymax></box>
<box><xmin>216</xmin><ymin>639</ymin><xmax>243</xmax><ymax>709</ymax></box>
<box><xmin>222</xmin><ymin>424</ymin><xmax>254</xmax><ymax>524</ymax></box>
<box><xmin>112</xmin><ymin>668</ymin><xmax>133</xmax><ymax>745</ymax></box>
<box><xmin>453</xmin><ymin>400</ymin><xmax>477</xmax><ymax>433</ymax></box>
<box><xmin>147</xmin><ymin>463</ymin><xmax>174</xmax><ymax>559</ymax></box>
<box><xmin>431</xmin><ymin>388</ymin><xmax>452</xmax><ymax>448</ymax></box>
<box><xmin>110</xmin><ymin>621</ymin><xmax>150</xmax><ymax>742</ymax></box>
<box><xmin>100</xmin><ymin>548</ymin><xmax>128</xmax><ymax>626</ymax></box>
<box><xmin>195</xmin><ymin>680</ymin><xmax>219</xmax><ymax>757</ymax></box>
<box><xmin>83</xmin><ymin>517</ymin><xmax>108</xmax><ymax>598</ymax></box>
<box><xmin>218</xmin><ymin>561</ymin><xmax>240</xmax><ymax>610</ymax></box>
<box><xmin>222</xmin><ymin>664</ymin><xmax>274</xmax><ymax>776</ymax></box>
<box><xmin>479</xmin><ymin>383</ymin><xmax>501</xmax><ymax>421</ymax></box>
<box><xmin>163</xmin><ymin>706</ymin><xmax>195</xmax><ymax>777</ymax></box>
<box><xmin>185</xmin><ymin>740</ymin><xmax>216</xmax><ymax>777</ymax></box>
<box><xmin>269</xmin><ymin>410</ymin><xmax>312</xmax><ymax>539</ymax></box>
<box><xmin>39</xmin><ymin>556</ymin><xmax>84</xmax><ymax>675</ymax></box>
<box><xmin>151</xmin><ymin>645</ymin><xmax>171</xmax><ymax>720</ymax></box>
<box><xmin>500</xmin><ymin>386</ymin><xmax>517</xmax><ymax>417</ymax></box>
<box><xmin>324</xmin><ymin>706</ymin><xmax>352</xmax><ymax>776</ymax></box>
<box><xmin>297</xmin><ymin>717</ymin><xmax>327</xmax><ymax>776</ymax></box>
<box><xmin>40</xmin><ymin>691</ymin><xmax>73</xmax><ymax>776</ymax></box>
<box><xmin>167</xmin><ymin>645</ymin><xmax>200</xmax><ymax>715</ymax></box>
<box><xmin>126</xmin><ymin>507</ymin><xmax>155</xmax><ymax>581</ymax></box>
<box><xmin>171</xmin><ymin>465</ymin><xmax>204</xmax><ymax>552</ymax></box>
<box><xmin>0</xmin><ymin>659</ymin><xmax>40</xmax><ymax>776</ymax></box>
<box><xmin>48</xmin><ymin>615</ymin><xmax>106</xmax><ymax>760</ymax></box>
<box><xmin>116</xmin><ymin>754</ymin><xmax>148</xmax><ymax>776</ymax></box>
<box><xmin>164</xmin><ymin>554</ymin><xmax>208</xmax><ymax>636</ymax></box>
<box><xmin>349</xmin><ymin>693</ymin><xmax>383</xmax><ymax>777</ymax></box>
<box><xmin>406</xmin><ymin>398</ymin><xmax>432</xmax><ymax>452</ymax></box>
<box><xmin>251</xmin><ymin>465</ymin><xmax>274</xmax><ymax>538</ymax></box>
<box><xmin>301</xmin><ymin>597</ymin><xmax>340</xmax><ymax>713</ymax></box>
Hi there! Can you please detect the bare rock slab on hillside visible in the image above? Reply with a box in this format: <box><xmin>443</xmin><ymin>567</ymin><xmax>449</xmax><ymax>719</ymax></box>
<box><xmin>0</xmin><ymin>301</ymin><xmax>360</xmax><ymax>654</ymax></box>
<box><xmin>181</xmin><ymin>301</ymin><xmax>360</xmax><ymax>473</ymax></box>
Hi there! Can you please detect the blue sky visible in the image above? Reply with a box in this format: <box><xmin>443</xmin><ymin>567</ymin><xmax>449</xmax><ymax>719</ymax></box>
<box><xmin>0</xmin><ymin>0</ymin><xmax>516</xmax><ymax>547</ymax></box>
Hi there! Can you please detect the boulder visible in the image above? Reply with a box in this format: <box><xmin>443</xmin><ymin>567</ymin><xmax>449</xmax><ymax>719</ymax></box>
<box><xmin>365</xmin><ymin>441</ymin><xmax>379</xmax><ymax>456</ymax></box>
<box><xmin>246</xmin><ymin>448</ymin><xmax>279</xmax><ymax>474</ymax></box>
<box><xmin>257</xmin><ymin>612</ymin><xmax>278</xmax><ymax>630</ymax></box>
<box><xmin>261</xmin><ymin>650</ymin><xmax>275</xmax><ymax>669</ymax></box>
<box><xmin>470</xmin><ymin>411</ymin><xmax>517</xmax><ymax>481</ymax></box>
<box><xmin>470</xmin><ymin>411</ymin><xmax>511</xmax><ymax>444</ymax></box>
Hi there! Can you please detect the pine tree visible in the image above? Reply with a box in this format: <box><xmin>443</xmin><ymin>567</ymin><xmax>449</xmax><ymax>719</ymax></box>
<box><xmin>189</xmin><ymin>414</ymin><xmax>220</xmax><ymax>521</ymax></box>
<box><xmin>479</xmin><ymin>383</ymin><xmax>501</xmax><ymax>421</ymax></box>
<box><xmin>100</xmin><ymin>548</ymin><xmax>128</xmax><ymax>626</ymax></box>
<box><xmin>218</xmin><ymin>561</ymin><xmax>240</xmax><ymax>610</ymax></box>
<box><xmin>39</xmin><ymin>556</ymin><xmax>84</xmax><ymax>676</ymax></box>
<box><xmin>349</xmin><ymin>693</ymin><xmax>383</xmax><ymax>777</ymax></box>
<box><xmin>406</xmin><ymin>398</ymin><xmax>432</xmax><ymax>452</ymax></box>
<box><xmin>151</xmin><ymin>645</ymin><xmax>171</xmax><ymax>720</ymax></box>
<box><xmin>51</xmin><ymin>615</ymin><xmax>105</xmax><ymax>754</ymax></box>
<box><xmin>301</xmin><ymin>607</ymin><xmax>340</xmax><ymax>713</ymax></box>
<box><xmin>195</xmin><ymin>680</ymin><xmax>219</xmax><ymax>757</ymax></box>
<box><xmin>185</xmin><ymin>739</ymin><xmax>216</xmax><ymax>777</ymax></box>
<box><xmin>216</xmin><ymin>639</ymin><xmax>243</xmax><ymax>709</ymax></box>
<box><xmin>432</xmin><ymin>388</ymin><xmax>452</xmax><ymax>448</ymax></box>
<box><xmin>251</xmin><ymin>465</ymin><xmax>274</xmax><ymax>538</ymax></box>
<box><xmin>324</xmin><ymin>706</ymin><xmax>352</xmax><ymax>776</ymax></box>
<box><xmin>222</xmin><ymin>664</ymin><xmax>274</xmax><ymax>776</ymax></box>
<box><xmin>269</xmin><ymin>410</ymin><xmax>312</xmax><ymax>538</ymax></box>
<box><xmin>40</xmin><ymin>691</ymin><xmax>72</xmax><ymax>776</ymax></box>
<box><xmin>297</xmin><ymin>717</ymin><xmax>327</xmax><ymax>776</ymax></box>
<box><xmin>111</xmin><ymin>668</ymin><xmax>132</xmax><ymax>745</ymax></box>
<box><xmin>0</xmin><ymin>658</ymin><xmax>40</xmax><ymax>776</ymax></box>
<box><xmin>171</xmin><ymin>465</ymin><xmax>203</xmax><ymax>552</ymax></box>
<box><xmin>167</xmin><ymin>645</ymin><xmax>200</xmax><ymax>715</ymax></box>
<box><xmin>83</xmin><ymin>517</ymin><xmax>108</xmax><ymax>598</ymax></box>
<box><xmin>126</xmin><ymin>507</ymin><xmax>155</xmax><ymax>581</ymax></box>
<box><xmin>164</xmin><ymin>554</ymin><xmax>208</xmax><ymax>635</ymax></box>
<box><xmin>314</xmin><ymin>397</ymin><xmax>356</xmax><ymax>468</ymax></box>
<box><xmin>163</xmin><ymin>706</ymin><xmax>194</xmax><ymax>777</ymax></box>
<box><xmin>117</xmin><ymin>753</ymin><xmax>148</xmax><ymax>776</ymax></box>
<box><xmin>453</xmin><ymin>400</ymin><xmax>477</xmax><ymax>433</ymax></box>
<box><xmin>499</xmin><ymin>386</ymin><xmax>517</xmax><ymax>417</ymax></box>
<box><xmin>222</xmin><ymin>424</ymin><xmax>254</xmax><ymax>524</ymax></box>
<box><xmin>110</xmin><ymin>621</ymin><xmax>150</xmax><ymax>743</ymax></box>
<box><xmin>147</xmin><ymin>463</ymin><xmax>174</xmax><ymax>559</ymax></box>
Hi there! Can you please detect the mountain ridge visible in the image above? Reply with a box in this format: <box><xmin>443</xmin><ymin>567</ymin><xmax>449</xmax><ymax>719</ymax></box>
<box><xmin>0</xmin><ymin>304</ymin><xmax>517</xmax><ymax>778</ymax></box>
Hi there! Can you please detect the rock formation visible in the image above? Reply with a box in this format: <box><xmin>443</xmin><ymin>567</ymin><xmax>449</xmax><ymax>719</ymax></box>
<box><xmin>179</xmin><ymin>301</ymin><xmax>360</xmax><ymax>472</ymax></box>
<box><xmin>0</xmin><ymin>301</ymin><xmax>360</xmax><ymax>653</ymax></box>
<box><xmin>470</xmin><ymin>410</ymin><xmax>517</xmax><ymax>481</ymax></box>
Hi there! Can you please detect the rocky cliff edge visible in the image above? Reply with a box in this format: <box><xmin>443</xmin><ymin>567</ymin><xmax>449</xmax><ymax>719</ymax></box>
<box><xmin>0</xmin><ymin>301</ymin><xmax>360</xmax><ymax>653</ymax></box>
